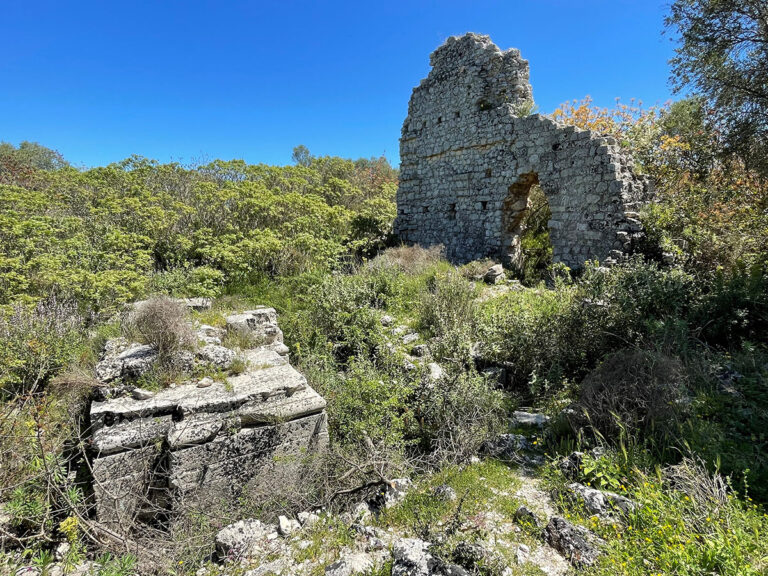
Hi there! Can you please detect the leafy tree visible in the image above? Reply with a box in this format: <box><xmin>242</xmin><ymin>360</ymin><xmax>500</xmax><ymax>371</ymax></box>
<box><xmin>0</xmin><ymin>141</ymin><xmax>69</xmax><ymax>171</ymax></box>
<box><xmin>666</xmin><ymin>0</ymin><xmax>768</xmax><ymax>177</ymax></box>
<box><xmin>291</xmin><ymin>144</ymin><xmax>312</xmax><ymax>167</ymax></box>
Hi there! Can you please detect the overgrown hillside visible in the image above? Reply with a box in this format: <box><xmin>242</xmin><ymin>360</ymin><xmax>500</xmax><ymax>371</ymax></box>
<box><xmin>2</xmin><ymin>59</ymin><xmax>768</xmax><ymax>576</ymax></box>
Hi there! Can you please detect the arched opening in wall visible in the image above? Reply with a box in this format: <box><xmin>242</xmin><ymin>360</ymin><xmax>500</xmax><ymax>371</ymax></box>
<box><xmin>502</xmin><ymin>172</ymin><xmax>554</xmax><ymax>284</ymax></box>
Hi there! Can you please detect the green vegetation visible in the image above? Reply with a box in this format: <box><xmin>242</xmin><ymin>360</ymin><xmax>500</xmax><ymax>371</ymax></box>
<box><xmin>2</xmin><ymin>11</ymin><xmax>768</xmax><ymax>571</ymax></box>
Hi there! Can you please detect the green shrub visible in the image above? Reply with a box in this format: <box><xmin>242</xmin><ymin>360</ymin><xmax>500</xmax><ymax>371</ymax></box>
<box><xmin>0</xmin><ymin>297</ymin><xmax>86</xmax><ymax>398</ymax></box>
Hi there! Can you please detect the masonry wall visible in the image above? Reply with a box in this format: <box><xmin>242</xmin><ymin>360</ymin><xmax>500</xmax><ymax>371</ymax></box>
<box><xmin>394</xmin><ymin>33</ymin><xmax>650</xmax><ymax>269</ymax></box>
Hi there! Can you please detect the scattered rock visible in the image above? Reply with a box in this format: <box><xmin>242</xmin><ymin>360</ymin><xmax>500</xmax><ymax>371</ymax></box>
<box><xmin>197</xmin><ymin>344</ymin><xmax>235</xmax><ymax>369</ymax></box>
<box><xmin>298</xmin><ymin>511</ymin><xmax>320</xmax><ymax>526</ymax></box>
<box><xmin>215</xmin><ymin>518</ymin><xmax>276</xmax><ymax>560</ymax></box>
<box><xmin>511</xmin><ymin>410</ymin><xmax>550</xmax><ymax>429</ymax></box>
<box><xmin>197</xmin><ymin>377</ymin><xmax>214</xmax><ymax>388</ymax></box>
<box><xmin>483</xmin><ymin>264</ymin><xmax>505</xmax><ymax>284</ymax></box>
<box><xmin>385</xmin><ymin>478</ymin><xmax>412</xmax><ymax>508</ymax></box>
<box><xmin>131</xmin><ymin>387</ymin><xmax>154</xmax><ymax>400</ymax></box>
<box><xmin>411</xmin><ymin>344</ymin><xmax>430</xmax><ymax>357</ymax></box>
<box><xmin>568</xmin><ymin>482</ymin><xmax>636</xmax><ymax>516</ymax></box>
<box><xmin>513</xmin><ymin>505</ymin><xmax>541</xmax><ymax>528</ymax></box>
<box><xmin>392</xmin><ymin>538</ymin><xmax>433</xmax><ymax>576</ymax></box>
<box><xmin>95</xmin><ymin>340</ymin><xmax>157</xmax><ymax>384</ymax></box>
<box><xmin>432</xmin><ymin>484</ymin><xmax>457</xmax><ymax>502</ymax></box>
<box><xmin>380</xmin><ymin>315</ymin><xmax>394</xmax><ymax>327</ymax></box>
<box><xmin>543</xmin><ymin>516</ymin><xmax>603</xmax><ymax>568</ymax></box>
<box><xmin>278</xmin><ymin>515</ymin><xmax>300</xmax><ymax>536</ymax></box>
<box><xmin>54</xmin><ymin>542</ymin><xmax>70</xmax><ymax>561</ymax></box>
<box><xmin>403</xmin><ymin>333</ymin><xmax>420</xmax><ymax>345</ymax></box>
<box><xmin>427</xmin><ymin>362</ymin><xmax>445</xmax><ymax>381</ymax></box>
<box><xmin>324</xmin><ymin>552</ymin><xmax>374</xmax><ymax>576</ymax></box>
<box><xmin>515</xmin><ymin>543</ymin><xmax>530</xmax><ymax>565</ymax></box>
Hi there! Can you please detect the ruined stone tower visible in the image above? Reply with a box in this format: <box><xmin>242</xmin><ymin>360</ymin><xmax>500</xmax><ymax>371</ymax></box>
<box><xmin>394</xmin><ymin>33</ymin><xmax>650</xmax><ymax>269</ymax></box>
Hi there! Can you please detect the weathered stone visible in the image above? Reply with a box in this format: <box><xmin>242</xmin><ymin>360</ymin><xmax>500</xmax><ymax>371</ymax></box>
<box><xmin>402</xmin><ymin>333</ymin><xmax>419</xmax><ymax>345</ymax></box>
<box><xmin>392</xmin><ymin>538</ymin><xmax>433</xmax><ymax>576</ymax></box>
<box><xmin>131</xmin><ymin>387</ymin><xmax>154</xmax><ymax>400</ymax></box>
<box><xmin>89</xmin><ymin>314</ymin><xmax>328</xmax><ymax>532</ymax></box>
<box><xmin>511</xmin><ymin>411</ymin><xmax>549</xmax><ymax>429</ymax></box>
<box><xmin>483</xmin><ymin>264</ymin><xmax>505</xmax><ymax>284</ymax></box>
<box><xmin>95</xmin><ymin>340</ymin><xmax>157</xmax><ymax>384</ymax></box>
<box><xmin>432</xmin><ymin>484</ymin><xmax>457</xmax><ymax>502</ymax></box>
<box><xmin>427</xmin><ymin>362</ymin><xmax>445</xmax><ymax>381</ymax></box>
<box><xmin>380</xmin><ymin>315</ymin><xmax>395</xmax><ymax>327</ymax></box>
<box><xmin>394</xmin><ymin>33</ymin><xmax>650</xmax><ymax>271</ymax></box>
<box><xmin>196</xmin><ymin>344</ymin><xmax>235</xmax><ymax>369</ymax></box>
<box><xmin>216</xmin><ymin>518</ymin><xmax>275</xmax><ymax>560</ymax></box>
<box><xmin>325</xmin><ymin>552</ymin><xmax>374</xmax><ymax>576</ymax></box>
<box><xmin>568</xmin><ymin>482</ymin><xmax>636</xmax><ymax>516</ymax></box>
<box><xmin>411</xmin><ymin>344</ymin><xmax>430</xmax><ymax>357</ymax></box>
<box><xmin>543</xmin><ymin>516</ymin><xmax>603</xmax><ymax>568</ymax></box>
<box><xmin>515</xmin><ymin>543</ymin><xmax>530</xmax><ymax>565</ymax></box>
<box><xmin>197</xmin><ymin>324</ymin><xmax>225</xmax><ymax>345</ymax></box>
<box><xmin>278</xmin><ymin>515</ymin><xmax>300</xmax><ymax>536</ymax></box>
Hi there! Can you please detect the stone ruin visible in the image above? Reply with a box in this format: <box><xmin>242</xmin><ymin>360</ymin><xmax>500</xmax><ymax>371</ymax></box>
<box><xmin>88</xmin><ymin>302</ymin><xmax>328</xmax><ymax>531</ymax></box>
<box><xmin>394</xmin><ymin>33</ymin><xmax>651</xmax><ymax>270</ymax></box>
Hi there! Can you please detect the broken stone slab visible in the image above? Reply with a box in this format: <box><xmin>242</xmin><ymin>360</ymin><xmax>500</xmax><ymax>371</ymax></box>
<box><xmin>90</xmin><ymin>341</ymin><xmax>328</xmax><ymax>531</ymax></box>
<box><xmin>567</xmin><ymin>482</ymin><xmax>636</xmax><ymax>516</ymax></box>
<box><xmin>542</xmin><ymin>516</ymin><xmax>603</xmax><ymax>568</ymax></box>
<box><xmin>89</xmin><ymin>352</ymin><xmax>307</xmax><ymax>430</ymax></box>
<box><xmin>95</xmin><ymin>340</ymin><xmax>157</xmax><ymax>384</ymax></box>
<box><xmin>392</xmin><ymin>538</ymin><xmax>433</xmax><ymax>576</ymax></box>
<box><xmin>196</xmin><ymin>344</ymin><xmax>235</xmax><ymax>369</ymax></box>
<box><xmin>402</xmin><ymin>333</ymin><xmax>419</xmax><ymax>345</ymax></box>
<box><xmin>278</xmin><ymin>515</ymin><xmax>300</xmax><ymax>536</ymax></box>
<box><xmin>216</xmin><ymin>518</ymin><xmax>276</xmax><ymax>561</ymax></box>
<box><xmin>226</xmin><ymin>308</ymin><xmax>282</xmax><ymax>344</ymax></box>
<box><xmin>511</xmin><ymin>411</ymin><xmax>550</xmax><ymax>429</ymax></box>
<box><xmin>483</xmin><ymin>264</ymin><xmax>505</xmax><ymax>284</ymax></box>
<box><xmin>196</xmin><ymin>324</ymin><xmax>225</xmax><ymax>345</ymax></box>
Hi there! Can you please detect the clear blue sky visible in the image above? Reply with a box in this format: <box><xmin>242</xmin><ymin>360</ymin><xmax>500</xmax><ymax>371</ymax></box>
<box><xmin>0</xmin><ymin>1</ymin><xmax>676</xmax><ymax>168</ymax></box>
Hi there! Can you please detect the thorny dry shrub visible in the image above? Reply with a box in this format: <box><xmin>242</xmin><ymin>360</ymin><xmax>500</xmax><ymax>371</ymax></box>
<box><xmin>458</xmin><ymin>258</ymin><xmax>497</xmax><ymax>281</ymax></box>
<box><xmin>577</xmin><ymin>348</ymin><xmax>689</xmax><ymax>442</ymax></box>
<box><xmin>123</xmin><ymin>296</ymin><xmax>196</xmax><ymax>365</ymax></box>
<box><xmin>368</xmin><ymin>244</ymin><xmax>445</xmax><ymax>275</ymax></box>
<box><xmin>0</xmin><ymin>296</ymin><xmax>85</xmax><ymax>399</ymax></box>
<box><xmin>0</xmin><ymin>368</ymin><xmax>93</xmax><ymax>547</ymax></box>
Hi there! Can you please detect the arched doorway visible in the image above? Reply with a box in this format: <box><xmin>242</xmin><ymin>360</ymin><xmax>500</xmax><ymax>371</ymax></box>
<box><xmin>501</xmin><ymin>172</ymin><xmax>554</xmax><ymax>282</ymax></box>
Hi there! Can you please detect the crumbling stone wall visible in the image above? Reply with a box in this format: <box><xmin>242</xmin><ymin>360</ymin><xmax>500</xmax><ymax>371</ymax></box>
<box><xmin>394</xmin><ymin>33</ymin><xmax>650</xmax><ymax>269</ymax></box>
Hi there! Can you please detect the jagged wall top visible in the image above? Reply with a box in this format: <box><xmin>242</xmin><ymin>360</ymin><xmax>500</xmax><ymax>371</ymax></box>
<box><xmin>421</xmin><ymin>33</ymin><xmax>533</xmax><ymax>109</ymax></box>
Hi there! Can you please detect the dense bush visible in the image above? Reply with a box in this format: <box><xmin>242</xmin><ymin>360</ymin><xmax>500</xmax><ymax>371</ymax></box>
<box><xmin>0</xmin><ymin>152</ymin><xmax>398</xmax><ymax>314</ymax></box>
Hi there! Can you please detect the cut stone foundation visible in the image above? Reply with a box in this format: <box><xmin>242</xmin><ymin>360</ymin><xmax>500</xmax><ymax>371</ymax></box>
<box><xmin>88</xmin><ymin>308</ymin><xmax>328</xmax><ymax>531</ymax></box>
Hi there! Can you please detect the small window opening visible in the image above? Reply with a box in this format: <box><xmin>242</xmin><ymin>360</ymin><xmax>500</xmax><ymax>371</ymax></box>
<box><xmin>485</xmin><ymin>168</ymin><xmax>492</xmax><ymax>178</ymax></box>
<box><xmin>422</xmin><ymin>205</ymin><xmax>429</xmax><ymax>213</ymax></box>
<box><xmin>481</xmin><ymin>200</ymin><xmax>488</xmax><ymax>210</ymax></box>
<box><xmin>448</xmin><ymin>203</ymin><xmax>456</xmax><ymax>220</ymax></box>
<box><xmin>455</xmin><ymin>111</ymin><xmax>461</xmax><ymax>119</ymax></box>
<box><xmin>552</xmin><ymin>143</ymin><xmax>561</xmax><ymax>151</ymax></box>
<box><xmin>437</xmin><ymin>116</ymin><xmax>442</xmax><ymax>124</ymax></box>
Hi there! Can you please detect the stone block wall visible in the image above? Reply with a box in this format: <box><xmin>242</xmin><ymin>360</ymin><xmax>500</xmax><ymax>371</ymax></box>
<box><xmin>88</xmin><ymin>308</ymin><xmax>328</xmax><ymax>531</ymax></box>
<box><xmin>394</xmin><ymin>33</ymin><xmax>650</xmax><ymax>269</ymax></box>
